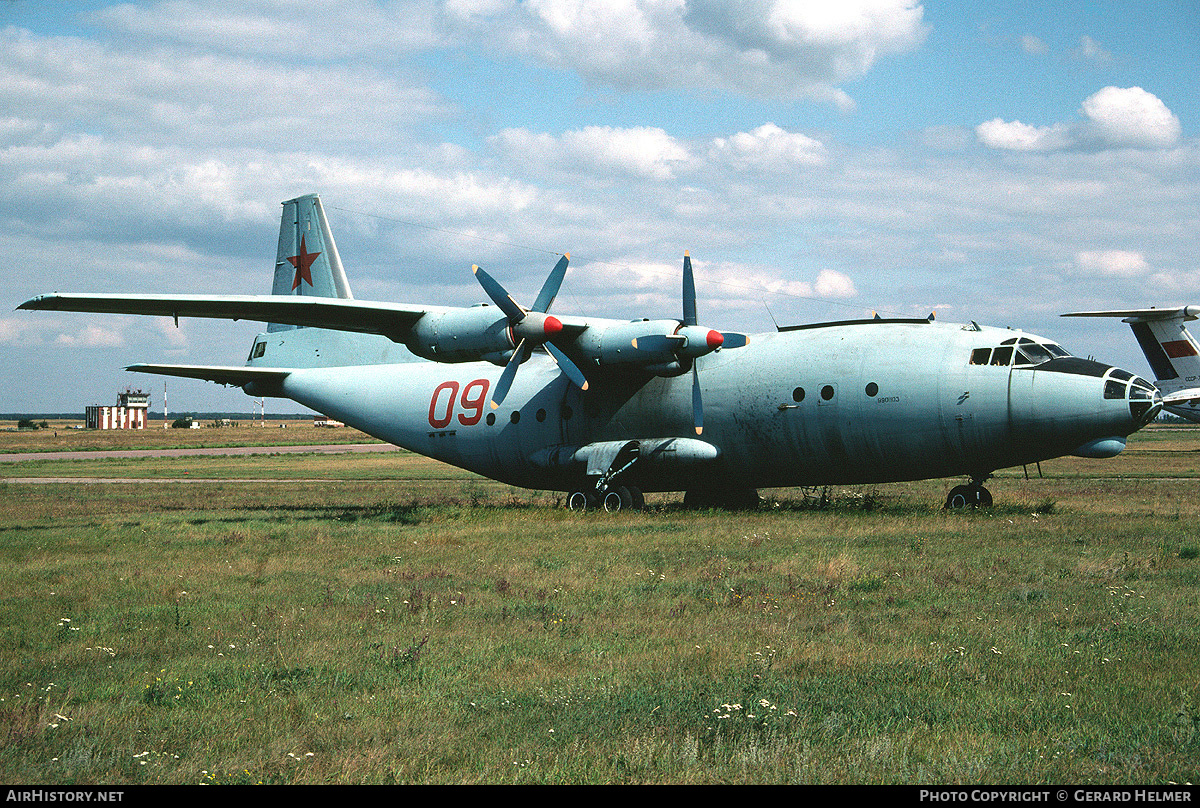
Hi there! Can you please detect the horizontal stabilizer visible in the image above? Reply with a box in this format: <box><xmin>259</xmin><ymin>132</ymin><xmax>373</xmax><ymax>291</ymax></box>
<box><xmin>1162</xmin><ymin>388</ymin><xmax>1200</xmax><ymax>405</ymax></box>
<box><xmin>19</xmin><ymin>293</ymin><xmax>431</xmax><ymax>342</ymax></box>
<box><xmin>1062</xmin><ymin>306</ymin><xmax>1200</xmax><ymax>322</ymax></box>
<box><xmin>127</xmin><ymin>363</ymin><xmax>291</xmax><ymax>394</ymax></box>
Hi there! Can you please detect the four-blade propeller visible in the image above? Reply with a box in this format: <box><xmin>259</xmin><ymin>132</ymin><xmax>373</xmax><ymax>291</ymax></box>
<box><xmin>473</xmin><ymin>254</ymin><xmax>588</xmax><ymax>408</ymax></box>
<box><xmin>679</xmin><ymin>252</ymin><xmax>747</xmax><ymax>434</ymax></box>
<box><xmin>624</xmin><ymin>253</ymin><xmax>749</xmax><ymax>433</ymax></box>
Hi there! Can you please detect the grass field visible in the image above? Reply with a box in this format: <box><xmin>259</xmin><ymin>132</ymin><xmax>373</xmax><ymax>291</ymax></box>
<box><xmin>1</xmin><ymin>425</ymin><xmax>1198</xmax><ymax>784</ymax></box>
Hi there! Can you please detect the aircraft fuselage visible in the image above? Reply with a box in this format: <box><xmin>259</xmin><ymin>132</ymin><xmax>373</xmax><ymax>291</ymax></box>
<box><xmin>253</xmin><ymin>318</ymin><xmax>1154</xmax><ymax>494</ymax></box>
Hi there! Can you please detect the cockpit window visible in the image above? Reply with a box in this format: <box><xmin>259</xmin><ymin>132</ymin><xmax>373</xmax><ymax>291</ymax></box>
<box><xmin>971</xmin><ymin>341</ymin><xmax>1071</xmax><ymax>367</ymax></box>
<box><xmin>990</xmin><ymin>346</ymin><xmax>1014</xmax><ymax>366</ymax></box>
<box><xmin>1014</xmin><ymin>342</ymin><xmax>1053</xmax><ymax>365</ymax></box>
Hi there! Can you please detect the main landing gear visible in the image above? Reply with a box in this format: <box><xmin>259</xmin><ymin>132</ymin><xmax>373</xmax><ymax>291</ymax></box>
<box><xmin>944</xmin><ymin>476</ymin><xmax>993</xmax><ymax>510</ymax></box>
<box><xmin>567</xmin><ymin>484</ymin><xmax>645</xmax><ymax>513</ymax></box>
<box><xmin>566</xmin><ymin>440</ymin><xmax>646</xmax><ymax>512</ymax></box>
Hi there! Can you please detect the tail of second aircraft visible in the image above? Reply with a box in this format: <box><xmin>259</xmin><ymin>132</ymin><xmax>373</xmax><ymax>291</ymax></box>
<box><xmin>269</xmin><ymin>194</ymin><xmax>354</xmax><ymax>330</ymax></box>
<box><xmin>1063</xmin><ymin>306</ymin><xmax>1200</xmax><ymax>421</ymax></box>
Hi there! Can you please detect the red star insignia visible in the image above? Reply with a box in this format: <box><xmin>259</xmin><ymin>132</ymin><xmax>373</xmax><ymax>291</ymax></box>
<box><xmin>288</xmin><ymin>236</ymin><xmax>320</xmax><ymax>290</ymax></box>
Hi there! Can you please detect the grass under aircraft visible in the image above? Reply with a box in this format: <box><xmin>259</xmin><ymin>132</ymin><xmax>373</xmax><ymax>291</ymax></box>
<box><xmin>20</xmin><ymin>194</ymin><xmax>1162</xmax><ymax>510</ymax></box>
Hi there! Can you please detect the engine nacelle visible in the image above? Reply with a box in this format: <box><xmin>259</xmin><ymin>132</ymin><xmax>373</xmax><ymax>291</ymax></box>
<box><xmin>572</xmin><ymin>319</ymin><xmax>723</xmax><ymax>376</ymax></box>
<box><xmin>406</xmin><ymin>305</ymin><xmax>516</xmax><ymax>363</ymax></box>
<box><xmin>595</xmin><ymin>319</ymin><xmax>685</xmax><ymax>366</ymax></box>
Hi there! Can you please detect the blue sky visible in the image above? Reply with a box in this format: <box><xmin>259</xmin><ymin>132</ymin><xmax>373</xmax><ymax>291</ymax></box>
<box><xmin>1</xmin><ymin>1</ymin><xmax>1197</xmax><ymax>413</ymax></box>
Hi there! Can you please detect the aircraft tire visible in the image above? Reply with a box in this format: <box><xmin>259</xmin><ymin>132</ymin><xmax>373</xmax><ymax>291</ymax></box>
<box><xmin>627</xmin><ymin>486</ymin><xmax>645</xmax><ymax>511</ymax></box>
<box><xmin>945</xmin><ymin>484</ymin><xmax>991</xmax><ymax>509</ymax></box>
<box><xmin>567</xmin><ymin>490</ymin><xmax>596</xmax><ymax>512</ymax></box>
<box><xmin>602</xmin><ymin>486</ymin><xmax>635</xmax><ymax>513</ymax></box>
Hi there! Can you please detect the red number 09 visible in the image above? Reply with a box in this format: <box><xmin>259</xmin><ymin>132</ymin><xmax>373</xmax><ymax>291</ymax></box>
<box><xmin>428</xmin><ymin>379</ymin><xmax>491</xmax><ymax>429</ymax></box>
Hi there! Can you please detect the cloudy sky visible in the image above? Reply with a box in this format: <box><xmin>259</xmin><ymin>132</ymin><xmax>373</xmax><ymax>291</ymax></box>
<box><xmin>2</xmin><ymin>0</ymin><xmax>1198</xmax><ymax>414</ymax></box>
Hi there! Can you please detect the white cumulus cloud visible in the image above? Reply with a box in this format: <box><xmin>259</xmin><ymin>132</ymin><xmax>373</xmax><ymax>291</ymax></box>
<box><xmin>456</xmin><ymin>0</ymin><xmax>926</xmax><ymax>104</ymax></box>
<box><xmin>977</xmin><ymin>87</ymin><xmax>1181</xmax><ymax>152</ymax></box>
<box><xmin>709</xmin><ymin>123</ymin><xmax>827</xmax><ymax>169</ymax></box>
<box><xmin>1074</xmin><ymin>250</ymin><xmax>1150</xmax><ymax>278</ymax></box>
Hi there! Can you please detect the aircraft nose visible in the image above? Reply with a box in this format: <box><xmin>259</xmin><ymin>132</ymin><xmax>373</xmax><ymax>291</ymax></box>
<box><xmin>1128</xmin><ymin>376</ymin><xmax>1163</xmax><ymax>427</ymax></box>
<box><xmin>1101</xmin><ymin>366</ymin><xmax>1162</xmax><ymax>429</ymax></box>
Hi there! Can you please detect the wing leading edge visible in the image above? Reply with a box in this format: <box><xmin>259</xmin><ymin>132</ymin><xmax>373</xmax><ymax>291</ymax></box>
<box><xmin>18</xmin><ymin>293</ymin><xmax>436</xmax><ymax>342</ymax></box>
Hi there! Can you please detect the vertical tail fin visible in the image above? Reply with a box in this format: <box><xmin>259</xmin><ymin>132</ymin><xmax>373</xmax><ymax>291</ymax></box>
<box><xmin>270</xmin><ymin>194</ymin><xmax>353</xmax><ymax>331</ymax></box>
<box><xmin>1063</xmin><ymin>306</ymin><xmax>1200</xmax><ymax>388</ymax></box>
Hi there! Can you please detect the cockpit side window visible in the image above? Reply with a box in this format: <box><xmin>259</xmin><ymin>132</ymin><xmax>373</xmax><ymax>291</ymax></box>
<box><xmin>970</xmin><ymin>348</ymin><xmax>991</xmax><ymax>365</ymax></box>
<box><xmin>990</xmin><ymin>346</ymin><xmax>1014</xmax><ymax>366</ymax></box>
<box><xmin>1014</xmin><ymin>342</ymin><xmax>1053</xmax><ymax>366</ymax></box>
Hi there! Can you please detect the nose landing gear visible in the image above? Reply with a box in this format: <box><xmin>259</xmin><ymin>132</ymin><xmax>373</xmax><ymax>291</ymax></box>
<box><xmin>945</xmin><ymin>477</ymin><xmax>993</xmax><ymax>509</ymax></box>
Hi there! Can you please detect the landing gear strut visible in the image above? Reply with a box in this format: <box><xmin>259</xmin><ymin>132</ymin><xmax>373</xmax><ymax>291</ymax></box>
<box><xmin>944</xmin><ymin>477</ymin><xmax>993</xmax><ymax>509</ymax></box>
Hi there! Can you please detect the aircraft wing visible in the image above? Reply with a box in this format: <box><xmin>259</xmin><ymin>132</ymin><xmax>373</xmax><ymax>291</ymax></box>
<box><xmin>18</xmin><ymin>293</ymin><xmax>440</xmax><ymax>342</ymax></box>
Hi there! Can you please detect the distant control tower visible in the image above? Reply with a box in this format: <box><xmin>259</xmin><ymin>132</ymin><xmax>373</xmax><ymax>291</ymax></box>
<box><xmin>86</xmin><ymin>388</ymin><xmax>150</xmax><ymax>429</ymax></box>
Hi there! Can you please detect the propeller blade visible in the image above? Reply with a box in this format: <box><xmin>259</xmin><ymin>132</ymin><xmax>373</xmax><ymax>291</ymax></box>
<box><xmin>490</xmin><ymin>340</ymin><xmax>531</xmax><ymax>408</ymax></box>
<box><xmin>532</xmin><ymin>254</ymin><xmax>569</xmax><ymax>313</ymax></box>
<box><xmin>720</xmin><ymin>332</ymin><xmax>749</xmax><ymax>349</ymax></box>
<box><xmin>472</xmin><ymin>265</ymin><xmax>526</xmax><ymax>323</ymax></box>
<box><xmin>545</xmin><ymin>342</ymin><xmax>589</xmax><ymax>391</ymax></box>
<box><xmin>682</xmin><ymin>252</ymin><xmax>697</xmax><ymax>327</ymax></box>
<box><xmin>692</xmin><ymin>362</ymin><xmax>703</xmax><ymax>435</ymax></box>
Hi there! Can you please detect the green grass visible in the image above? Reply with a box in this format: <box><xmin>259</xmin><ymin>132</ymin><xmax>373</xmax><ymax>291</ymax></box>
<box><xmin>1</xmin><ymin>432</ymin><xmax>1200</xmax><ymax>783</ymax></box>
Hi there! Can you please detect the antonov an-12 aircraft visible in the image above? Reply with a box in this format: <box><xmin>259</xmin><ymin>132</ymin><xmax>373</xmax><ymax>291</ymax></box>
<box><xmin>1063</xmin><ymin>306</ymin><xmax>1200</xmax><ymax>423</ymax></box>
<box><xmin>21</xmin><ymin>194</ymin><xmax>1162</xmax><ymax>510</ymax></box>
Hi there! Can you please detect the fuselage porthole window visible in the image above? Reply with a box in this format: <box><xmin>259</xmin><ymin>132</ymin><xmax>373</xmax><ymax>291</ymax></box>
<box><xmin>792</xmin><ymin>387</ymin><xmax>805</xmax><ymax>403</ymax></box>
<box><xmin>865</xmin><ymin>382</ymin><xmax>879</xmax><ymax>397</ymax></box>
<box><xmin>821</xmin><ymin>385</ymin><xmax>835</xmax><ymax>401</ymax></box>
<box><xmin>510</xmin><ymin>411</ymin><xmax>521</xmax><ymax>424</ymax></box>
